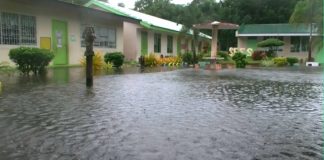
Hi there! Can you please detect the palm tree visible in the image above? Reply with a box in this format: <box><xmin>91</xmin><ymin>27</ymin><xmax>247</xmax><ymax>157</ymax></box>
<box><xmin>289</xmin><ymin>0</ymin><xmax>323</xmax><ymax>61</ymax></box>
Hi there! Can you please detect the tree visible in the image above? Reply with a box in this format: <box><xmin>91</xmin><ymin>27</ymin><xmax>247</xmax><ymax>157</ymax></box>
<box><xmin>257</xmin><ymin>38</ymin><xmax>285</xmax><ymax>57</ymax></box>
<box><xmin>178</xmin><ymin>2</ymin><xmax>205</xmax><ymax>64</ymax></box>
<box><xmin>289</xmin><ymin>0</ymin><xmax>323</xmax><ymax>61</ymax></box>
<box><xmin>134</xmin><ymin>0</ymin><xmax>183</xmax><ymax>22</ymax></box>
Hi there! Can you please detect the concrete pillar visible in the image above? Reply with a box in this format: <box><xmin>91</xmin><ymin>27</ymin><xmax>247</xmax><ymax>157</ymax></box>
<box><xmin>211</xmin><ymin>24</ymin><xmax>219</xmax><ymax>58</ymax></box>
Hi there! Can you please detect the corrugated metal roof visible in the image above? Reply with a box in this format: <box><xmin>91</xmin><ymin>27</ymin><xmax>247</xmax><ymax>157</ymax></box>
<box><xmin>237</xmin><ymin>23</ymin><xmax>317</xmax><ymax>36</ymax></box>
<box><xmin>85</xmin><ymin>0</ymin><xmax>211</xmax><ymax>39</ymax></box>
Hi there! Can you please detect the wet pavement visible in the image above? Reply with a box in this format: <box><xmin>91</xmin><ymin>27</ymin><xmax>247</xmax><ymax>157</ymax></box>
<box><xmin>0</xmin><ymin>67</ymin><xmax>323</xmax><ymax>160</ymax></box>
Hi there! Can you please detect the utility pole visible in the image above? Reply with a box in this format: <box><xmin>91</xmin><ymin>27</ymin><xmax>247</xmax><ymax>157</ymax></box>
<box><xmin>308</xmin><ymin>0</ymin><xmax>315</xmax><ymax>62</ymax></box>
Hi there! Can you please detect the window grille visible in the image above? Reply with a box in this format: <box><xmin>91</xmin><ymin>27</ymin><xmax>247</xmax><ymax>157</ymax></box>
<box><xmin>0</xmin><ymin>12</ymin><xmax>36</xmax><ymax>45</ymax></box>
<box><xmin>291</xmin><ymin>37</ymin><xmax>308</xmax><ymax>52</ymax></box>
<box><xmin>154</xmin><ymin>33</ymin><xmax>161</xmax><ymax>53</ymax></box>
<box><xmin>81</xmin><ymin>24</ymin><xmax>116</xmax><ymax>48</ymax></box>
<box><xmin>167</xmin><ymin>35</ymin><xmax>173</xmax><ymax>53</ymax></box>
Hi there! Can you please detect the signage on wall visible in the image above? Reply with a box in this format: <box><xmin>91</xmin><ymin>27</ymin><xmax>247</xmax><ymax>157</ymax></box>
<box><xmin>229</xmin><ymin>47</ymin><xmax>253</xmax><ymax>57</ymax></box>
<box><xmin>56</xmin><ymin>31</ymin><xmax>62</xmax><ymax>48</ymax></box>
<box><xmin>70</xmin><ymin>35</ymin><xmax>76</xmax><ymax>42</ymax></box>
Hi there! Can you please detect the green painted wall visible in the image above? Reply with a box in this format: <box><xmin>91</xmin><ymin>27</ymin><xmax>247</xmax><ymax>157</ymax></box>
<box><xmin>247</xmin><ymin>38</ymin><xmax>258</xmax><ymax>50</ymax></box>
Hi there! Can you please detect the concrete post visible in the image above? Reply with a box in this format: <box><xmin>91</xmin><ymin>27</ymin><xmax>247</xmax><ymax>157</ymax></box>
<box><xmin>211</xmin><ymin>24</ymin><xmax>219</xmax><ymax>58</ymax></box>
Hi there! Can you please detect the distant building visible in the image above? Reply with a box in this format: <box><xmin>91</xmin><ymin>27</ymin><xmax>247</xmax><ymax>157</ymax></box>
<box><xmin>85</xmin><ymin>0</ymin><xmax>211</xmax><ymax>61</ymax></box>
<box><xmin>236</xmin><ymin>24</ymin><xmax>323</xmax><ymax>63</ymax></box>
<box><xmin>0</xmin><ymin>0</ymin><xmax>137</xmax><ymax>65</ymax></box>
<box><xmin>0</xmin><ymin>0</ymin><xmax>211</xmax><ymax>66</ymax></box>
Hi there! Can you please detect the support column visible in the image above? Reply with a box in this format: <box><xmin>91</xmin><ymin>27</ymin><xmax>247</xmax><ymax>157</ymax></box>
<box><xmin>211</xmin><ymin>24</ymin><xmax>219</xmax><ymax>58</ymax></box>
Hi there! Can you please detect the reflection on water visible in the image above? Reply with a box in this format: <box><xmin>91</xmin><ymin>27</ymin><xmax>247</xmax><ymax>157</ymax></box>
<box><xmin>0</xmin><ymin>67</ymin><xmax>323</xmax><ymax>160</ymax></box>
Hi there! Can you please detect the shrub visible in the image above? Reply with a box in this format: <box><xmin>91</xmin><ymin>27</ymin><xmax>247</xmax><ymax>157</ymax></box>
<box><xmin>144</xmin><ymin>54</ymin><xmax>158</xmax><ymax>67</ymax></box>
<box><xmin>261</xmin><ymin>59</ymin><xmax>275</xmax><ymax>67</ymax></box>
<box><xmin>232</xmin><ymin>52</ymin><xmax>247</xmax><ymax>68</ymax></box>
<box><xmin>80</xmin><ymin>51</ymin><xmax>105</xmax><ymax>70</ymax></box>
<box><xmin>273</xmin><ymin>57</ymin><xmax>288</xmax><ymax>67</ymax></box>
<box><xmin>181</xmin><ymin>52</ymin><xmax>193</xmax><ymax>64</ymax></box>
<box><xmin>9</xmin><ymin>47</ymin><xmax>54</xmax><ymax>75</ymax></box>
<box><xmin>257</xmin><ymin>38</ymin><xmax>284</xmax><ymax>58</ymax></box>
<box><xmin>251</xmin><ymin>51</ymin><xmax>266</xmax><ymax>60</ymax></box>
<box><xmin>104</xmin><ymin>52</ymin><xmax>125</xmax><ymax>68</ymax></box>
<box><xmin>158</xmin><ymin>56</ymin><xmax>182</xmax><ymax>66</ymax></box>
<box><xmin>286</xmin><ymin>57</ymin><xmax>299</xmax><ymax>66</ymax></box>
<box><xmin>217</xmin><ymin>51</ymin><xmax>230</xmax><ymax>60</ymax></box>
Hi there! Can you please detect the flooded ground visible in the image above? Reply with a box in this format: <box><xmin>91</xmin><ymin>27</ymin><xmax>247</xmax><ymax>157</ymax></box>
<box><xmin>0</xmin><ymin>67</ymin><xmax>323</xmax><ymax>160</ymax></box>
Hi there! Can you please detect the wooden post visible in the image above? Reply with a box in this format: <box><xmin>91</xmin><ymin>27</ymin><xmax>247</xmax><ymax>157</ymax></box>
<box><xmin>86</xmin><ymin>55</ymin><xmax>93</xmax><ymax>87</ymax></box>
<box><xmin>82</xmin><ymin>27</ymin><xmax>96</xmax><ymax>87</ymax></box>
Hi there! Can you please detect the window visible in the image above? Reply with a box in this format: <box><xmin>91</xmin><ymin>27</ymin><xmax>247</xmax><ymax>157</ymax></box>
<box><xmin>167</xmin><ymin>35</ymin><xmax>173</xmax><ymax>53</ymax></box>
<box><xmin>291</xmin><ymin>37</ymin><xmax>308</xmax><ymax>52</ymax></box>
<box><xmin>154</xmin><ymin>33</ymin><xmax>161</xmax><ymax>53</ymax></box>
<box><xmin>81</xmin><ymin>24</ymin><xmax>116</xmax><ymax>48</ymax></box>
<box><xmin>0</xmin><ymin>12</ymin><xmax>36</xmax><ymax>45</ymax></box>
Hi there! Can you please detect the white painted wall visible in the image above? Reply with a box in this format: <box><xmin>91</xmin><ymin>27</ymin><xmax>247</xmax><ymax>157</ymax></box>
<box><xmin>0</xmin><ymin>0</ymin><xmax>124</xmax><ymax>65</ymax></box>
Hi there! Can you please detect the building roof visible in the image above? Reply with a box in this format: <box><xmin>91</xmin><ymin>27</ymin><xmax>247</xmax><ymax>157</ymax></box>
<box><xmin>194</xmin><ymin>21</ymin><xmax>239</xmax><ymax>30</ymax></box>
<box><xmin>84</xmin><ymin>0</ymin><xmax>211</xmax><ymax>39</ymax></box>
<box><xmin>237</xmin><ymin>23</ymin><xmax>318</xmax><ymax>37</ymax></box>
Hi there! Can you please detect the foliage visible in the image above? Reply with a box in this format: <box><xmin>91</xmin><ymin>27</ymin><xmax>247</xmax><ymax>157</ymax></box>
<box><xmin>9</xmin><ymin>47</ymin><xmax>54</xmax><ymax>75</ymax></box>
<box><xmin>144</xmin><ymin>54</ymin><xmax>158</xmax><ymax>67</ymax></box>
<box><xmin>289</xmin><ymin>0</ymin><xmax>323</xmax><ymax>58</ymax></box>
<box><xmin>103</xmin><ymin>62</ymin><xmax>113</xmax><ymax>70</ymax></box>
<box><xmin>232</xmin><ymin>52</ymin><xmax>247</xmax><ymax>68</ymax></box>
<box><xmin>133</xmin><ymin>0</ymin><xmax>300</xmax><ymax>53</ymax></box>
<box><xmin>217</xmin><ymin>51</ymin><xmax>230</xmax><ymax>60</ymax></box>
<box><xmin>286</xmin><ymin>57</ymin><xmax>299</xmax><ymax>66</ymax></box>
<box><xmin>0</xmin><ymin>61</ymin><xmax>16</xmax><ymax>75</ymax></box>
<box><xmin>261</xmin><ymin>58</ymin><xmax>275</xmax><ymax>67</ymax></box>
<box><xmin>251</xmin><ymin>51</ymin><xmax>266</xmax><ymax>60</ymax></box>
<box><xmin>157</xmin><ymin>56</ymin><xmax>182</xmax><ymax>66</ymax></box>
<box><xmin>80</xmin><ymin>51</ymin><xmax>105</xmax><ymax>70</ymax></box>
<box><xmin>143</xmin><ymin>54</ymin><xmax>182</xmax><ymax>67</ymax></box>
<box><xmin>273</xmin><ymin>57</ymin><xmax>288</xmax><ymax>67</ymax></box>
<box><xmin>181</xmin><ymin>52</ymin><xmax>193</xmax><ymax>64</ymax></box>
<box><xmin>257</xmin><ymin>38</ymin><xmax>284</xmax><ymax>48</ymax></box>
<box><xmin>104</xmin><ymin>52</ymin><xmax>125</xmax><ymax>68</ymax></box>
<box><xmin>257</xmin><ymin>38</ymin><xmax>284</xmax><ymax>58</ymax></box>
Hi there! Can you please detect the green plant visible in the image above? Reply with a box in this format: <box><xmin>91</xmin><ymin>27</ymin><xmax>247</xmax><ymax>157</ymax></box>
<box><xmin>261</xmin><ymin>58</ymin><xmax>275</xmax><ymax>67</ymax></box>
<box><xmin>144</xmin><ymin>54</ymin><xmax>158</xmax><ymax>67</ymax></box>
<box><xmin>217</xmin><ymin>51</ymin><xmax>230</xmax><ymax>60</ymax></box>
<box><xmin>0</xmin><ymin>61</ymin><xmax>16</xmax><ymax>75</ymax></box>
<box><xmin>257</xmin><ymin>38</ymin><xmax>284</xmax><ymax>58</ymax></box>
<box><xmin>232</xmin><ymin>52</ymin><xmax>247</xmax><ymax>68</ymax></box>
<box><xmin>181</xmin><ymin>52</ymin><xmax>193</xmax><ymax>64</ymax></box>
<box><xmin>273</xmin><ymin>57</ymin><xmax>288</xmax><ymax>66</ymax></box>
<box><xmin>80</xmin><ymin>52</ymin><xmax>105</xmax><ymax>70</ymax></box>
<box><xmin>286</xmin><ymin>57</ymin><xmax>299</xmax><ymax>66</ymax></box>
<box><xmin>9</xmin><ymin>47</ymin><xmax>54</xmax><ymax>75</ymax></box>
<box><xmin>104</xmin><ymin>52</ymin><xmax>125</xmax><ymax>68</ymax></box>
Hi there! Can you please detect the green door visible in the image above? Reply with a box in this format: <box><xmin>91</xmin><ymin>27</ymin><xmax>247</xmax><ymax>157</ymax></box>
<box><xmin>52</xmin><ymin>20</ymin><xmax>68</xmax><ymax>65</ymax></box>
<box><xmin>141</xmin><ymin>31</ymin><xmax>148</xmax><ymax>55</ymax></box>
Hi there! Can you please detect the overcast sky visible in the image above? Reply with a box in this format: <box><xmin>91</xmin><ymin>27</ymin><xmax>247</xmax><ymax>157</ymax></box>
<box><xmin>109</xmin><ymin>0</ymin><xmax>194</xmax><ymax>9</ymax></box>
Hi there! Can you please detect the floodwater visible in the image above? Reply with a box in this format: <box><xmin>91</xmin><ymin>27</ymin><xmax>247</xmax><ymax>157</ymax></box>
<box><xmin>0</xmin><ymin>67</ymin><xmax>323</xmax><ymax>160</ymax></box>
